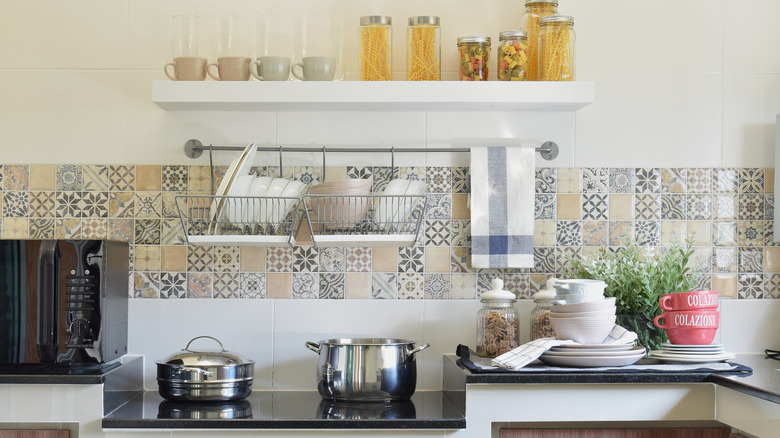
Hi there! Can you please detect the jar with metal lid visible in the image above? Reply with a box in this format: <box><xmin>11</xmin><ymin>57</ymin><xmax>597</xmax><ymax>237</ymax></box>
<box><xmin>407</xmin><ymin>16</ymin><xmax>440</xmax><ymax>81</ymax></box>
<box><xmin>360</xmin><ymin>16</ymin><xmax>392</xmax><ymax>81</ymax></box>
<box><xmin>476</xmin><ymin>279</ymin><xmax>519</xmax><ymax>357</ymax></box>
<box><xmin>519</xmin><ymin>0</ymin><xmax>558</xmax><ymax>81</ymax></box>
<box><xmin>531</xmin><ymin>279</ymin><xmax>560</xmax><ymax>340</ymax></box>
<box><xmin>497</xmin><ymin>30</ymin><xmax>528</xmax><ymax>81</ymax></box>
<box><xmin>457</xmin><ymin>36</ymin><xmax>490</xmax><ymax>81</ymax></box>
<box><xmin>539</xmin><ymin>15</ymin><xmax>575</xmax><ymax>81</ymax></box>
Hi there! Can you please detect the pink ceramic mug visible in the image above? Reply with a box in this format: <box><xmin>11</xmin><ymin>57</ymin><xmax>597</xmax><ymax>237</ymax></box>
<box><xmin>654</xmin><ymin>309</ymin><xmax>719</xmax><ymax>329</ymax></box>
<box><xmin>664</xmin><ymin>327</ymin><xmax>717</xmax><ymax>345</ymax></box>
<box><xmin>659</xmin><ymin>290</ymin><xmax>719</xmax><ymax>311</ymax></box>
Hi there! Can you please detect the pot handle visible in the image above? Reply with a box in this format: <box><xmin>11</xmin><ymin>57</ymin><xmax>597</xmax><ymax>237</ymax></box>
<box><xmin>184</xmin><ymin>335</ymin><xmax>226</xmax><ymax>353</ymax></box>
<box><xmin>305</xmin><ymin>341</ymin><xmax>321</xmax><ymax>353</ymax></box>
<box><xmin>408</xmin><ymin>343</ymin><xmax>430</xmax><ymax>356</ymax></box>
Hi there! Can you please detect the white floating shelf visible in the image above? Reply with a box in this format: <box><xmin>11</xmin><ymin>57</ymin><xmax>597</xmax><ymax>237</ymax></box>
<box><xmin>152</xmin><ymin>80</ymin><xmax>594</xmax><ymax>112</ymax></box>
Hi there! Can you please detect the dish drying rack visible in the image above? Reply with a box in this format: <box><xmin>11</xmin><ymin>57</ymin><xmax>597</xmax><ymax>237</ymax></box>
<box><xmin>176</xmin><ymin>140</ymin><xmax>560</xmax><ymax>247</ymax></box>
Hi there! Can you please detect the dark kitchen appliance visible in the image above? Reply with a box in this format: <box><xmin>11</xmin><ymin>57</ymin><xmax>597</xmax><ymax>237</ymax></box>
<box><xmin>0</xmin><ymin>239</ymin><xmax>129</xmax><ymax>367</ymax></box>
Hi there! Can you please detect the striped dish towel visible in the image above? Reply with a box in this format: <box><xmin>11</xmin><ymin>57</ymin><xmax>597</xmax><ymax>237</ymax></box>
<box><xmin>470</xmin><ymin>146</ymin><xmax>535</xmax><ymax>268</ymax></box>
<box><xmin>492</xmin><ymin>325</ymin><xmax>638</xmax><ymax>370</ymax></box>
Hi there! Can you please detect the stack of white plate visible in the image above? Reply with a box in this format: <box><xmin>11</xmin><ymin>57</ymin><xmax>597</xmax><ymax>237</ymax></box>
<box><xmin>649</xmin><ymin>343</ymin><xmax>736</xmax><ymax>364</ymax></box>
<box><xmin>539</xmin><ymin>344</ymin><xmax>646</xmax><ymax>367</ymax></box>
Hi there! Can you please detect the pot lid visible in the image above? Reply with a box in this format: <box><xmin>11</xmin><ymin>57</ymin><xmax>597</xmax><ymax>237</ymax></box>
<box><xmin>157</xmin><ymin>336</ymin><xmax>254</xmax><ymax>367</ymax></box>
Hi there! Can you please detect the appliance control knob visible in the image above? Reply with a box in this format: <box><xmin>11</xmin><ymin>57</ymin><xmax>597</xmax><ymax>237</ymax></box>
<box><xmin>71</xmin><ymin>318</ymin><xmax>91</xmax><ymax>338</ymax></box>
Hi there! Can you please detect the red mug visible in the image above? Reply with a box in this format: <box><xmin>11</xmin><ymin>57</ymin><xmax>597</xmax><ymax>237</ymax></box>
<box><xmin>654</xmin><ymin>309</ymin><xmax>719</xmax><ymax>329</ymax></box>
<box><xmin>659</xmin><ymin>290</ymin><xmax>719</xmax><ymax>311</ymax></box>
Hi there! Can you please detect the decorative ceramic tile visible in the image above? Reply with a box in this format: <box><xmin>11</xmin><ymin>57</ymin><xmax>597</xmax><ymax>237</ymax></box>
<box><xmin>345</xmin><ymin>247</ymin><xmax>371</xmax><ymax>272</ymax></box>
<box><xmin>319</xmin><ymin>273</ymin><xmax>345</xmax><ymax>299</ymax></box>
<box><xmin>609</xmin><ymin>221</ymin><xmax>633</xmax><ymax>246</ymax></box>
<box><xmin>133</xmin><ymin>272</ymin><xmax>160</xmax><ymax>298</ymax></box>
<box><xmin>266</xmin><ymin>247</ymin><xmax>293</xmax><ymax>272</ymax></box>
<box><xmin>535</xmin><ymin>168</ymin><xmax>556</xmax><ymax>193</ymax></box>
<box><xmin>3</xmin><ymin>165</ymin><xmax>28</xmax><ymax>190</ymax></box>
<box><xmin>686</xmin><ymin>194</ymin><xmax>712</xmax><ymax>220</ymax></box>
<box><xmin>634</xmin><ymin>194</ymin><xmax>660</xmax><ymax>220</ymax></box>
<box><xmin>426</xmin><ymin>167</ymin><xmax>451</xmax><ymax>193</ymax></box>
<box><xmin>711</xmin><ymin>169</ymin><xmax>736</xmax><ymax>196</ymax></box>
<box><xmin>534</xmin><ymin>220</ymin><xmax>556</xmax><ymax>246</ymax></box>
<box><xmin>581</xmin><ymin>194</ymin><xmax>608</xmax><ymax>220</ymax></box>
<box><xmin>450</xmin><ymin>219</ymin><xmax>471</xmax><ymax>247</ymax></box>
<box><xmin>213</xmin><ymin>272</ymin><xmax>240</xmax><ymax>298</ymax></box>
<box><xmin>555</xmin><ymin>247</ymin><xmax>580</xmax><ymax>273</ymax></box>
<box><xmin>535</xmin><ymin>194</ymin><xmax>556</xmax><ymax>220</ymax></box>
<box><xmin>449</xmin><ymin>247</ymin><xmax>470</xmax><ymax>273</ymax></box>
<box><xmin>504</xmin><ymin>273</ymin><xmax>531</xmax><ymax>299</ymax></box>
<box><xmin>555</xmin><ymin>220</ymin><xmax>582</xmax><ymax>246</ymax></box>
<box><xmin>635</xmin><ymin>168</ymin><xmax>660</xmax><ymax>193</ymax></box>
<box><xmin>56</xmin><ymin>191</ymin><xmax>85</xmax><ymax>218</ymax></box>
<box><xmin>160</xmin><ymin>219</ymin><xmax>185</xmax><ymax>245</ymax></box>
<box><xmin>738</xmin><ymin>274</ymin><xmax>764</xmax><ymax>299</ymax></box>
<box><xmin>161</xmin><ymin>192</ymin><xmax>179</xmax><ymax>218</ymax></box>
<box><xmin>582</xmin><ymin>168</ymin><xmax>608</xmax><ymax>194</ymax></box>
<box><xmin>476</xmin><ymin>272</ymin><xmax>503</xmax><ymax>296</ymax></box>
<box><xmin>134</xmin><ymin>192</ymin><xmax>162</xmax><ymax>218</ymax></box>
<box><xmin>424</xmin><ymin>219</ymin><xmax>451</xmax><ymax>246</ymax></box>
<box><xmin>160</xmin><ymin>272</ymin><xmax>186</xmax><ymax>299</ymax></box>
<box><xmin>766</xmin><ymin>194</ymin><xmax>774</xmax><ymax>221</ymax></box>
<box><xmin>83</xmin><ymin>165</ymin><xmax>108</xmax><ymax>191</ymax></box>
<box><xmin>109</xmin><ymin>192</ymin><xmax>134</xmax><ymax>217</ymax></box>
<box><xmin>398</xmin><ymin>246</ymin><xmax>424</xmax><ymax>273</ymax></box>
<box><xmin>240</xmin><ymin>273</ymin><xmax>266</xmax><ymax>298</ymax></box>
<box><xmin>739</xmin><ymin>168</ymin><xmax>764</xmax><ymax>194</ymax></box>
<box><xmin>29</xmin><ymin>191</ymin><xmax>54</xmax><ymax>217</ymax></box>
<box><xmin>291</xmin><ymin>273</ymin><xmax>318</xmax><ymax>299</ymax></box>
<box><xmin>346</xmin><ymin>166</ymin><xmax>372</xmax><ymax>180</ymax></box>
<box><xmin>187</xmin><ymin>273</ymin><xmax>212</xmax><ymax>298</ymax></box>
<box><xmin>2</xmin><ymin>218</ymin><xmax>27</xmax><ymax>238</ymax></box>
<box><xmin>635</xmin><ymin>221</ymin><xmax>660</xmax><ymax>246</ymax></box>
<box><xmin>687</xmin><ymin>168</ymin><xmax>713</xmax><ymax>193</ymax></box>
<box><xmin>661</xmin><ymin>194</ymin><xmax>686</xmax><ymax>220</ymax></box>
<box><xmin>55</xmin><ymin>218</ymin><xmax>81</xmax><ymax>239</ymax></box>
<box><xmin>582</xmin><ymin>221</ymin><xmax>607</xmax><ymax>246</ymax></box>
<box><xmin>452</xmin><ymin>167</ymin><xmax>470</xmax><ymax>194</ymax></box>
<box><xmin>739</xmin><ymin>247</ymin><xmax>763</xmax><ymax>272</ymax></box>
<box><xmin>764</xmin><ymin>221</ymin><xmax>775</xmax><ymax>247</ymax></box>
<box><xmin>712</xmin><ymin>248</ymin><xmax>737</xmax><ymax>273</ymax></box>
<box><xmin>293</xmin><ymin>246</ymin><xmax>319</xmax><ymax>272</ymax></box>
<box><xmin>108</xmin><ymin>219</ymin><xmax>134</xmax><ymax>243</ymax></box>
<box><xmin>399</xmin><ymin>166</ymin><xmax>425</xmax><ymax>182</ymax></box>
<box><xmin>557</xmin><ymin>168</ymin><xmax>581</xmax><ymax>193</ymax></box>
<box><xmin>690</xmin><ymin>247</ymin><xmax>712</xmax><ymax>272</ymax></box>
<box><xmin>319</xmin><ymin>247</ymin><xmax>346</xmax><ymax>272</ymax></box>
<box><xmin>162</xmin><ymin>165</ymin><xmax>188</xmax><ymax>191</ymax></box>
<box><xmin>81</xmin><ymin>218</ymin><xmax>108</xmax><ymax>239</ymax></box>
<box><xmin>110</xmin><ymin>165</ymin><xmax>135</xmax><ymax>191</ymax></box>
<box><xmin>714</xmin><ymin>195</ymin><xmax>735</xmax><ymax>220</ymax></box>
<box><xmin>214</xmin><ymin>246</ymin><xmax>240</xmax><ymax>272</ymax></box>
<box><xmin>398</xmin><ymin>273</ymin><xmax>424</xmax><ymax>299</ymax></box>
<box><xmin>187</xmin><ymin>246</ymin><xmax>212</xmax><ymax>272</ymax></box>
<box><xmin>424</xmin><ymin>274</ymin><xmax>451</xmax><ymax>299</ymax></box>
<box><xmin>738</xmin><ymin>194</ymin><xmax>765</xmax><ymax>221</ymax></box>
<box><xmin>134</xmin><ymin>218</ymin><xmax>160</xmax><ymax>245</ymax></box>
<box><xmin>533</xmin><ymin>247</ymin><xmax>555</xmax><ymax>273</ymax></box>
<box><xmin>81</xmin><ymin>191</ymin><xmax>108</xmax><ymax>218</ymax></box>
<box><xmin>738</xmin><ymin>220</ymin><xmax>764</xmax><ymax>247</ymax></box>
<box><xmin>0</xmin><ymin>165</ymin><xmax>3</xmax><ymax>189</ymax></box>
<box><xmin>693</xmin><ymin>273</ymin><xmax>712</xmax><ymax>292</ymax></box>
<box><xmin>372</xmin><ymin>273</ymin><xmax>398</xmax><ymax>299</ymax></box>
<box><xmin>371</xmin><ymin>167</ymin><xmax>399</xmax><ymax>193</ymax></box>
<box><xmin>29</xmin><ymin>218</ymin><xmax>55</xmax><ymax>239</ymax></box>
<box><xmin>765</xmin><ymin>274</ymin><xmax>780</xmax><ymax>299</ymax></box>
<box><xmin>424</xmin><ymin>194</ymin><xmax>451</xmax><ymax>219</ymax></box>
<box><xmin>609</xmin><ymin>168</ymin><xmax>634</xmax><ymax>193</ymax></box>
<box><xmin>449</xmin><ymin>273</ymin><xmax>476</xmax><ymax>299</ymax></box>
<box><xmin>661</xmin><ymin>168</ymin><xmax>687</xmax><ymax>193</ymax></box>
<box><xmin>56</xmin><ymin>165</ymin><xmax>83</xmax><ymax>191</ymax></box>
<box><xmin>2</xmin><ymin>191</ymin><xmax>28</xmax><ymax>217</ymax></box>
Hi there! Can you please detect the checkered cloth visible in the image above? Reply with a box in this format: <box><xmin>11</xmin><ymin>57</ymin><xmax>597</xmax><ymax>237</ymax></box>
<box><xmin>492</xmin><ymin>325</ymin><xmax>638</xmax><ymax>370</ymax></box>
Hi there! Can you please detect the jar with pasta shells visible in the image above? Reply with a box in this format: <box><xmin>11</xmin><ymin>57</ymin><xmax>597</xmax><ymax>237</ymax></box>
<box><xmin>476</xmin><ymin>279</ymin><xmax>519</xmax><ymax>358</ymax></box>
<box><xmin>519</xmin><ymin>0</ymin><xmax>558</xmax><ymax>81</ymax></box>
<box><xmin>360</xmin><ymin>16</ymin><xmax>392</xmax><ymax>81</ymax></box>
<box><xmin>407</xmin><ymin>16</ymin><xmax>440</xmax><ymax>81</ymax></box>
<box><xmin>539</xmin><ymin>15</ymin><xmax>575</xmax><ymax>81</ymax></box>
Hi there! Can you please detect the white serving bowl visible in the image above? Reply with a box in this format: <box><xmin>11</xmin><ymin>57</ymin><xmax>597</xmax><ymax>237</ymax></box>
<box><xmin>555</xmin><ymin>294</ymin><xmax>606</xmax><ymax>304</ymax></box>
<box><xmin>550</xmin><ymin>315</ymin><xmax>616</xmax><ymax>344</ymax></box>
<box><xmin>549</xmin><ymin>307</ymin><xmax>616</xmax><ymax>319</ymax></box>
<box><xmin>551</xmin><ymin>297</ymin><xmax>616</xmax><ymax>313</ymax></box>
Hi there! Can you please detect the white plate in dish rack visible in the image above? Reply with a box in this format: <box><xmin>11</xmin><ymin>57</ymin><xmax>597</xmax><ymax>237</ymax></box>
<box><xmin>538</xmin><ymin>350</ymin><xmax>645</xmax><ymax>367</ymax></box>
<box><xmin>544</xmin><ymin>346</ymin><xmax>646</xmax><ymax>357</ymax></box>
<box><xmin>209</xmin><ymin>143</ymin><xmax>257</xmax><ymax>232</ymax></box>
<box><xmin>649</xmin><ymin>350</ymin><xmax>736</xmax><ymax>363</ymax></box>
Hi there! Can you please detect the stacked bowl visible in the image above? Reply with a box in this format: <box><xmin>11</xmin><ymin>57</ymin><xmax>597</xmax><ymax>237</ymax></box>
<box><xmin>549</xmin><ymin>296</ymin><xmax>617</xmax><ymax>344</ymax></box>
<box><xmin>308</xmin><ymin>179</ymin><xmax>372</xmax><ymax>229</ymax></box>
<box><xmin>653</xmin><ymin>290</ymin><xmax>719</xmax><ymax>345</ymax></box>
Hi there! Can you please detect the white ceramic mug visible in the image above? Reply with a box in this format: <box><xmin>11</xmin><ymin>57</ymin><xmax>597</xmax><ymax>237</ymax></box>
<box><xmin>554</xmin><ymin>279</ymin><xmax>607</xmax><ymax>296</ymax></box>
<box><xmin>291</xmin><ymin>56</ymin><xmax>336</xmax><ymax>81</ymax></box>
<box><xmin>251</xmin><ymin>56</ymin><xmax>291</xmax><ymax>81</ymax></box>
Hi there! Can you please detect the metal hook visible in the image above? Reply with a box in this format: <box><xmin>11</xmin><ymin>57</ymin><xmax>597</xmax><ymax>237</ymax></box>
<box><xmin>321</xmin><ymin>146</ymin><xmax>326</xmax><ymax>183</ymax></box>
<box><xmin>390</xmin><ymin>146</ymin><xmax>395</xmax><ymax>178</ymax></box>
<box><xmin>209</xmin><ymin>144</ymin><xmax>215</xmax><ymax>194</ymax></box>
<box><xmin>278</xmin><ymin>145</ymin><xmax>284</xmax><ymax>178</ymax></box>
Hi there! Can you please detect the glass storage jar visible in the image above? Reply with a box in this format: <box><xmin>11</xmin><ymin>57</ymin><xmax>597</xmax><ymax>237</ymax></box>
<box><xmin>519</xmin><ymin>0</ymin><xmax>558</xmax><ymax>81</ymax></box>
<box><xmin>360</xmin><ymin>16</ymin><xmax>392</xmax><ymax>81</ymax></box>
<box><xmin>531</xmin><ymin>279</ymin><xmax>559</xmax><ymax>340</ymax></box>
<box><xmin>496</xmin><ymin>30</ymin><xmax>528</xmax><ymax>81</ymax></box>
<box><xmin>407</xmin><ymin>16</ymin><xmax>440</xmax><ymax>81</ymax></box>
<box><xmin>457</xmin><ymin>36</ymin><xmax>491</xmax><ymax>81</ymax></box>
<box><xmin>476</xmin><ymin>279</ymin><xmax>519</xmax><ymax>357</ymax></box>
<box><xmin>539</xmin><ymin>15</ymin><xmax>575</xmax><ymax>81</ymax></box>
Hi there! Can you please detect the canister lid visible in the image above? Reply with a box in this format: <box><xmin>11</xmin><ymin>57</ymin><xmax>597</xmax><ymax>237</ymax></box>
<box><xmin>539</xmin><ymin>15</ymin><xmax>574</xmax><ymax>25</ymax></box>
<box><xmin>499</xmin><ymin>30</ymin><xmax>528</xmax><ymax>41</ymax></box>
<box><xmin>457</xmin><ymin>36</ymin><xmax>491</xmax><ymax>45</ymax></box>
<box><xmin>480</xmin><ymin>279</ymin><xmax>516</xmax><ymax>302</ymax></box>
<box><xmin>408</xmin><ymin>16</ymin><xmax>439</xmax><ymax>26</ymax></box>
<box><xmin>360</xmin><ymin>15</ymin><xmax>392</xmax><ymax>25</ymax></box>
<box><xmin>533</xmin><ymin>278</ymin><xmax>558</xmax><ymax>302</ymax></box>
<box><xmin>526</xmin><ymin>0</ymin><xmax>559</xmax><ymax>5</ymax></box>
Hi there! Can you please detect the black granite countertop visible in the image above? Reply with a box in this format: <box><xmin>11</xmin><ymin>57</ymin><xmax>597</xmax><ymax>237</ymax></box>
<box><xmin>707</xmin><ymin>354</ymin><xmax>780</xmax><ymax>404</ymax></box>
<box><xmin>102</xmin><ymin>390</ymin><xmax>466</xmax><ymax>430</ymax></box>
<box><xmin>0</xmin><ymin>358</ymin><xmax>131</xmax><ymax>384</ymax></box>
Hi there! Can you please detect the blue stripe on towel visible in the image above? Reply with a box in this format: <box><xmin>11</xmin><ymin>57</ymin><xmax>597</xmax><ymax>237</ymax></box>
<box><xmin>488</xmin><ymin>147</ymin><xmax>508</xmax><ymax>235</ymax></box>
<box><xmin>471</xmin><ymin>235</ymin><xmax>534</xmax><ymax>255</ymax></box>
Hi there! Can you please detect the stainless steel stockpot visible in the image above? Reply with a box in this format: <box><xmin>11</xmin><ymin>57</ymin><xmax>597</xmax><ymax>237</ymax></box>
<box><xmin>305</xmin><ymin>338</ymin><xmax>430</xmax><ymax>402</ymax></box>
<box><xmin>156</xmin><ymin>336</ymin><xmax>254</xmax><ymax>402</ymax></box>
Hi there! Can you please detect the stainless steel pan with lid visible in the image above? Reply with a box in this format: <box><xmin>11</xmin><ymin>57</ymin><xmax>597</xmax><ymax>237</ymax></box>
<box><xmin>156</xmin><ymin>336</ymin><xmax>254</xmax><ymax>402</ymax></box>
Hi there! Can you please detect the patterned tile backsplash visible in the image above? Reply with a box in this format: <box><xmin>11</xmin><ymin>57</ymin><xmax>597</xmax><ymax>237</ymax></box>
<box><xmin>1</xmin><ymin>164</ymin><xmax>778</xmax><ymax>300</ymax></box>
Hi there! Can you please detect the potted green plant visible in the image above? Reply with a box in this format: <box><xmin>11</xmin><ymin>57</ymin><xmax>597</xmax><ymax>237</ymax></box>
<box><xmin>562</xmin><ymin>236</ymin><xmax>699</xmax><ymax>351</ymax></box>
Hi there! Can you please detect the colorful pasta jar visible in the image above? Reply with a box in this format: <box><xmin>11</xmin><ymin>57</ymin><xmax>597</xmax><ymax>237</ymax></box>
<box><xmin>519</xmin><ymin>0</ymin><xmax>558</xmax><ymax>81</ymax></box>
<box><xmin>457</xmin><ymin>36</ymin><xmax>490</xmax><ymax>81</ymax></box>
<box><xmin>496</xmin><ymin>30</ymin><xmax>528</xmax><ymax>81</ymax></box>
<box><xmin>539</xmin><ymin>15</ymin><xmax>575</xmax><ymax>81</ymax></box>
<box><xmin>407</xmin><ymin>16</ymin><xmax>440</xmax><ymax>81</ymax></box>
<box><xmin>359</xmin><ymin>16</ymin><xmax>392</xmax><ymax>81</ymax></box>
